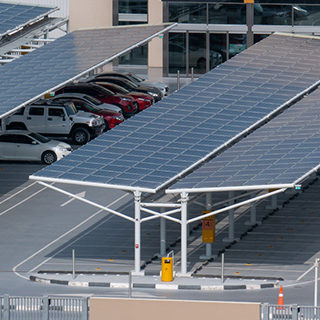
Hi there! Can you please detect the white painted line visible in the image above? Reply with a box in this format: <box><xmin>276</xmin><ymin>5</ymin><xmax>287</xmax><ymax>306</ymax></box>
<box><xmin>61</xmin><ymin>191</ymin><xmax>86</xmax><ymax>207</ymax></box>
<box><xmin>155</xmin><ymin>284</ymin><xmax>178</xmax><ymax>290</ymax></box>
<box><xmin>0</xmin><ymin>185</ymin><xmax>47</xmax><ymax>217</ymax></box>
<box><xmin>68</xmin><ymin>281</ymin><xmax>89</xmax><ymax>287</ymax></box>
<box><xmin>110</xmin><ymin>283</ymin><xmax>129</xmax><ymax>288</ymax></box>
<box><xmin>13</xmin><ymin>193</ymin><xmax>129</xmax><ymax>280</ymax></box>
<box><xmin>201</xmin><ymin>285</ymin><xmax>223</xmax><ymax>291</ymax></box>
<box><xmin>0</xmin><ymin>181</ymin><xmax>37</xmax><ymax>205</ymax></box>
<box><xmin>246</xmin><ymin>284</ymin><xmax>261</xmax><ymax>290</ymax></box>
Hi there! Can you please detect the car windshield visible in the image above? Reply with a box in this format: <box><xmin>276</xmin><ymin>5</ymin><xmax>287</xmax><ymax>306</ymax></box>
<box><xmin>64</xmin><ymin>103</ymin><xmax>77</xmax><ymax>115</ymax></box>
<box><xmin>84</xmin><ymin>95</ymin><xmax>102</xmax><ymax>106</ymax></box>
<box><xmin>128</xmin><ymin>73</ymin><xmax>144</xmax><ymax>82</ymax></box>
<box><xmin>102</xmin><ymin>83</ymin><xmax>129</xmax><ymax>94</ymax></box>
<box><xmin>29</xmin><ymin>132</ymin><xmax>50</xmax><ymax>143</ymax></box>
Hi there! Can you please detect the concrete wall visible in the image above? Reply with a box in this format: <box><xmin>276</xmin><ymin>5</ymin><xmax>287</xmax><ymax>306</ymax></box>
<box><xmin>148</xmin><ymin>0</ymin><xmax>163</xmax><ymax>68</ymax></box>
<box><xmin>90</xmin><ymin>298</ymin><xmax>261</xmax><ymax>320</ymax></box>
<box><xmin>69</xmin><ymin>0</ymin><xmax>113</xmax><ymax>32</ymax></box>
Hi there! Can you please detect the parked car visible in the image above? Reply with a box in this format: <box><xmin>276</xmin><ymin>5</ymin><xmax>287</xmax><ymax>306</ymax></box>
<box><xmin>87</xmin><ymin>81</ymin><xmax>153</xmax><ymax>111</ymax></box>
<box><xmin>56</xmin><ymin>83</ymin><xmax>138</xmax><ymax>118</ymax></box>
<box><xmin>0</xmin><ymin>130</ymin><xmax>72</xmax><ymax>165</ymax></box>
<box><xmin>95</xmin><ymin>72</ymin><xmax>169</xmax><ymax>96</ymax></box>
<box><xmin>5</xmin><ymin>100</ymin><xmax>105</xmax><ymax>145</ymax></box>
<box><xmin>49</xmin><ymin>93</ymin><xmax>124</xmax><ymax>130</ymax></box>
<box><xmin>90</xmin><ymin>76</ymin><xmax>163</xmax><ymax>102</ymax></box>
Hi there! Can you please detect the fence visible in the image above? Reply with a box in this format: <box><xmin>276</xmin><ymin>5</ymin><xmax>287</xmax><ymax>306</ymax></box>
<box><xmin>262</xmin><ymin>304</ymin><xmax>320</xmax><ymax>320</ymax></box>
<box><xmin>0</xmin><ymin>295</ymin><xmax>88</xmax><ymax>320</ymax></box>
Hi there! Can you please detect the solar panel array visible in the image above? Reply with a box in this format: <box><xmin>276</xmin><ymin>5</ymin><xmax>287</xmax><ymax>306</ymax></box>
<box><xmin>0</xmin><ymin>2</ymin><xmax>53</xmax><ymax>37</ymax></box>
<box><xmin>0</xmin><ymin>24</ymin><xmax>170</xmax><ymax>118</ymax></box>
<box><xmin>168</xmin><ymin>87</ymin><xmax>320</xmax><ymax>192</ymax></box>
<box><xmin>31</xmin><ymin>34</ymin><xmax>320</xmax><ymax>192</ymax></box>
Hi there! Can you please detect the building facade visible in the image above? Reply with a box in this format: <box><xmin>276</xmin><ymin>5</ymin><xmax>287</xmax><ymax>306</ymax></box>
<box><xmin>53</xmin><ymin>0</ymin><xmax>320</xmax><ymax>75</ymax></box>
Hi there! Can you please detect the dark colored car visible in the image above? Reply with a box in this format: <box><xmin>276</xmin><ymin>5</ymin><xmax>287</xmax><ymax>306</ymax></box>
<box><xmin>95</xmin><ymin>71</ymin><xmax>169</xmax><ymax>96</ymax></box>
<box><xmin>56</xmin><ymin>83</ymin><xmax>138</xmax><ymax>118</ymax></box>
<box><xmin>49</xmin><ymin>94</ymin><xmax>124</xmax><ymax>130</ymax></box>
<box><xmin>92</xmin><ymin>76</ymin><xmax>163</xmax><ymax>102</ymax></box>
<box><xmin>88</xmin><ymin>81</ymin><xmax>154</xmax><ymax>111</ymax></box>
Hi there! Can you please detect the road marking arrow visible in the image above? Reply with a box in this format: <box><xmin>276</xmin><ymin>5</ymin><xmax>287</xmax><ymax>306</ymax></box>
<box><xmin>60</xmin><ymin>191</ymin><xmax>86</xmax><ymax>207</ymax></box>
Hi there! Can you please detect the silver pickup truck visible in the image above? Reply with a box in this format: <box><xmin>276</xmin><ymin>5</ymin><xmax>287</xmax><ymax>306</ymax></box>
<box><xmin>5</xmin><ymin>100</ymin><xmax>105</xmax><ymax>145</ymax></box>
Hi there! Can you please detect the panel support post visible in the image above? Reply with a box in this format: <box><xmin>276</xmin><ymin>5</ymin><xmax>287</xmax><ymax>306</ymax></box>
<box><xmin>180</xmin><ymin>192</ymin><xmax>189</xmax><ymax>276</ymax></box>
<box><xmin>315</xmin><ymin>258</ymin><xmax>319</xmax><ymax>308</ymax></box>
<box><xmin>245</xmin><ymin>202</ymin><xmax>257</xmax><ymax>226</ymax></box>
<box><xmin>160</xmin><ymin>208</ymin><xmax>166</xmax><ymax>257</ymax></box>
<box><xmin>200</xmin><ymin>192</ymin><xmax>213</xmax><ymax>259</ymax></box>
<box><xmin>224</xmin><ymin>191</ymin><xmax>235</xmax><ymax>242</ymax></box>
<box><xmin>133</xmin><ymin>190</ymin><xmax>143</xmax><ymax>275</ymax></box>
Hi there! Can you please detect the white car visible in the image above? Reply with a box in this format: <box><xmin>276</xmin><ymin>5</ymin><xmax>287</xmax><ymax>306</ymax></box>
<box><xmin>0</xmin><ymin>131</ymin><xmax>72</xmax><ymax>164</ymax></box>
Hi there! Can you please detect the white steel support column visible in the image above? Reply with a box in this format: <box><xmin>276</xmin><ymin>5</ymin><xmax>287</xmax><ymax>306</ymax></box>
<box><xmin>160</xmin><ymin>208</ymin><xmax>166</xmax><ymax>257</ymax></box>
<box><xmin>133</xmin><ymin>190</ymin><xmax>143</xmax><ymax>275</ymax></box>
<box><xmin>200</xmin><ymin>192</ymin><xmax>213</xmax><ymax>259</ymax></box>
<box><xmin>206</xmin><ymin>192</ymin><xmax>213</xmax><ymax>257</ymax></box>
<box><xmin>245</xmin><ymin>202</ymin><xmax>257</xmax><ymax>226</ymax></box>
<box><xmin>180</xmin><ymin>192</ymin><xmax>189</xmax><ymax>276</ymax></box>
<box><xmin>224</xmin><ymin>191</ymin><xmax>235</xmax><ymax>242</ymax></box>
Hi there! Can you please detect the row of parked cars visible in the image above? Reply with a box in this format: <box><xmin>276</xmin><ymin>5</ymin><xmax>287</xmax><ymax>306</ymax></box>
<box><xmin>0</xmin><ymin>72</ymin><xmax>169</xmax><ymax>164</ymax></box>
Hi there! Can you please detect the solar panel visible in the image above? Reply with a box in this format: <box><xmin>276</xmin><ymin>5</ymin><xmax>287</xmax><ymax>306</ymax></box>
<box><xmin>168</xmin><ymin>87</ymin><xmax>320</xmax><ymax>192</ymax></box>
<box><xmin>0</xmin><ymin>24</ymin><xmax>174</xmax><ymax>118</ymax></box>
<box><xmin>0</xmin><ymin>2</ymin><xmax>55</xmax><ymax>37</ymax></box>
<box><xmin>31</xmin><ymin>34</ymin><xmax>320</xmax><ymax>193</ymax></box>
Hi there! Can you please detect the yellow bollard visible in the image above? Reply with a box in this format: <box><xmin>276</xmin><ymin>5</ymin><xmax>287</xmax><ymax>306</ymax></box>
<box><xmin>161</xmin><ymin>257</ymin><xmax>173</xmax><ymax>282</ymax></box>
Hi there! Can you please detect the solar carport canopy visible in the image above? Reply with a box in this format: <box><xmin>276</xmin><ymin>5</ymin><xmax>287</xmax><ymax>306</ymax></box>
<box><xmin>0</xmin><ymin>2</ymin><xmax>56</xmax><ymax>37</ymax></box>
<box><xmin>31</xmin><ymin>33</ymin><xmax>320</xmax><ymax>193</ymax></box>
<box><xmin>0</xmin><ymin>24</ymin><xmax>174</xmax><ymax>119</ymax></box>
<box><xmin>167</xmin><ymin>86</ymin><xmax>320</xmax><ymax>193</ymax></box>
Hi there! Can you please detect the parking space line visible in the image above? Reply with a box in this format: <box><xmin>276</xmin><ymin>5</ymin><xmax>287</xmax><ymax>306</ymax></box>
<box><xmin>0</xmin><ymin>181</ymin><xmax>37</xmax><ymax>205</ymax></box>
<box><xmin>12</xmin><ymin>193</ymin><xmax>129</xmax><ymax>280</ymax></box>
<box><xmin>0</xmin><ymin>185</ymin><xmax>47</xmax><ymax>217</ymax></box>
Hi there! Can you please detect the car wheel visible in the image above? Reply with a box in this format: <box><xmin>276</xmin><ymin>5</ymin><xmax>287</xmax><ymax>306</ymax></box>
<box><xmin>104</xmin><ymin>120</ymin><xmax>110</xmax><ymax>131</ymax></box>
<box><xmin>41</xmin><ymin>151</ymin><xmax>57</xmax><ymax>165</ymax></box>
<box><xmin>72</xmin><ymin>127</ymin><xmax>90</xmax><ymax>145</ymax></box>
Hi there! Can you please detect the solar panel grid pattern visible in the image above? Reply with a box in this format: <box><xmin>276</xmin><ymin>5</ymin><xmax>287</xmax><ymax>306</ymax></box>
<box><xmin>32</xmin><ymin>34</ymin><xmax>320</xmax><ymax>191</ymax></box>
<box><xmin>0</xmin><ymin>25</ymin><xmax>168</xmax><ymax>117</ymax></box>
<box><xmin>168</xmin><ymin>87</ymin><xmax>320</xmax><ymax>190</ymax></box>
<box><xmin>0</xmin><ymin>2</ymin><xmax>52</xmax><ymax>36</ymax></box>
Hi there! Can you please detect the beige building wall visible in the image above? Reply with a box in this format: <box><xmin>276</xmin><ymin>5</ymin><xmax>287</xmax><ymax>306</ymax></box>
<box><xmin>69</xmin><ymin>0</ymin><xmax>113</xmax><ymax>32</ymax></box>
<box><xmin>90</xmin><ymin>298</ymin><xmax>261</xmax><ymax>320</ymax></box>
<box><xmin>148</xmin><ymin>0</ymin><xmax>164</xmax><ymax>69</ymax></box>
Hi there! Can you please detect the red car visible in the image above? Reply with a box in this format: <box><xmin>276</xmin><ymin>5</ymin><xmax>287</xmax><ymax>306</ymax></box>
<box><xmin>49</xmin><ymin>94</ymin><xmax>124</xmax><ymax>130</ymax></box>
<box><xmin>88</xmin><ymin>81</ymin><xmax>154</xmax><ymax>111</ymax></box>
<box><xmin>57</xmin><ymin>83</ymin><xmax>138</xmax><ymax>118</ymax></box>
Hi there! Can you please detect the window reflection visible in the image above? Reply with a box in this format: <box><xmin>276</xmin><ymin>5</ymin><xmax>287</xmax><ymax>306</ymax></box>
<box><xmin>169</xmin><ymin>2</ymin><xmax>207</xmax><ymax>23</ymax></box>
<box><xmin>208</xmin><ymin>3</ymin><xmax>246</xmax><ymax>24</ymax></box>
<box><xmin>169</xmin><ymin>33</ymin><xmax>186</xmax><ymax>74</ymax></box>
<box><xmin>119</xmin><ymin>0</ymin><xmax>147</xmax><ymax>14</ymax></box>
<box><xmin>293</xmin><ymin>5</ymin><xmax>320</xmax><ymax>26</ymax></box>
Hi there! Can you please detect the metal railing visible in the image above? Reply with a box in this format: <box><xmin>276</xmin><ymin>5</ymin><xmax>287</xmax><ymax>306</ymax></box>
<box><xmin>262</xmin><ymin>304</ymin><xmax>320</xmax><ymax>320</ymax></box>
<box><xmin>0</xmin><ymin>295</ymin><xmax>88</xmax><ymax>320</ymax></box>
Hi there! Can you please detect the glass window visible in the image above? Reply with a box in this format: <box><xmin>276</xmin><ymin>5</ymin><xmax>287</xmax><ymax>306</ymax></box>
<box><xmin>119</xmin><ymin>0</ymin><xmax>147</xmax><ymax>14</ymax></box>
<box><xmin>29</xmin><ymin>132</ymin><xmax>50</xmax><ymax>143</ymax></box>
<box><xmin>189</xmin><ymin>33</ymin><xmax>207</xmax><ymax>73</ymax></box>
<box><xmin>210</xmin><ymin>34</ymin><xmax>228</xmax><ymax>63</ymax></box>
<box><xmin>169</xmin><ymin>2</ymin><xmax>207</xmax><ymax>23</ymax></box>
<box><xmin>208</xmin><ymin>3</ymin><xmax>245</xmax><ymax>24</ymax></box>
<box><xmin>119</xmin><ymin>44</ymin><xmax>148</xmax><ymax>65</ymax></box>
<box><xmin>48</xmin><ymin>108</ymin><xmax>65</xmax><ymax>117</ymax></box>
<box><xmin>14</xmin><ymin>134</ymin><xmax>33</xmax><ymax>144</ymax></box>
<box><xmin>169</xmin><ymin>33</ymin><xmax>186</xmax><ymax>74</ymax></box>
<box><xmin>229</xmin><ymin>34</ymin><xmax>247</xmax><ymax>58</ymax></box>
<box><xmin>293</xmin><ymin>5</ymin><xmax>320</xmax><ymax>26</ymax></box>
<box><xmin>255</xmin><ymin>4</ymin><xmax>292</xmax><ymax>25</ymax></box>
<box><xmin>29</xmin><ymin>107</ymin><xmax>44</xmax><ymax>116</ymax></box>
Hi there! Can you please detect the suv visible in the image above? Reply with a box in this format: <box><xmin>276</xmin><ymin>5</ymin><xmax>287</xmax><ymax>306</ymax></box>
<box><xmin>49</xmin><ymin>93</ymin><xmax>124</xmax><ymax>130</ymax></box>
<box><xmin>57</xmin><ymin>83</ymin><xmax>138</xmax><ymax>118</ymax></box>
<box><xmin>5</xmin><ymin>100</ymin><xmax>105</xmax><ymax>145</ymax></box>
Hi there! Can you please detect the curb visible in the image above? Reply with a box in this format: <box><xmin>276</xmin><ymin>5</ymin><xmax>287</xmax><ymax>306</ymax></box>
<box><xmin>29</xmin><ymin>275</ymin><xmax>277</xmax><ymax>291</ymax></box>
